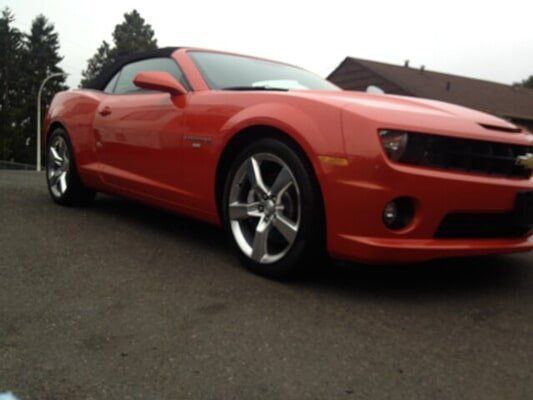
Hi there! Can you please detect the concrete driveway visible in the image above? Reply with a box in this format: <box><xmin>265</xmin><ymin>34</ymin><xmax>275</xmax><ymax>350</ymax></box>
<box><xmin>1</xmin><ymin>170</ymin><xmax>531</xmax><ymax>399</ymax></box>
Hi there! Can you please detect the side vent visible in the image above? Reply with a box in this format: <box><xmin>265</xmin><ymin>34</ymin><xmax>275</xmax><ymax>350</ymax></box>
<box><xmin>479</xmin><ymin>123</ymin><xmax>522</xmax><ymax>133</ymax></box>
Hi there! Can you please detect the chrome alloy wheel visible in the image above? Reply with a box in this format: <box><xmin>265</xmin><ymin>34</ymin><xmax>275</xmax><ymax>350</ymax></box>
<box><xmin>228</xmin><ymin>153</ymin><xmax>301</xmax><ymax>264</ymax></box>
<box><xmin>47</xmin><ymin>135</ymin><xmax>70</xmax><ymax>198</ymax></box>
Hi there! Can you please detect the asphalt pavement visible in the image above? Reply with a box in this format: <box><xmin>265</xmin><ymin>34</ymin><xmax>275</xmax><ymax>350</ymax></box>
<box><xmin>0</xmin><ymin>170</ymin><xmax>531</xmax><ymax>399</ymax></box>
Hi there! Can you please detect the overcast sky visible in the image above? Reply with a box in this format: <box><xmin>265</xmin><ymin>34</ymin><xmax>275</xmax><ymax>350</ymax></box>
<box><xmin>3</xmin><ymin>0</ymin><xmax>532</xmax><ymax>89</ymax></box>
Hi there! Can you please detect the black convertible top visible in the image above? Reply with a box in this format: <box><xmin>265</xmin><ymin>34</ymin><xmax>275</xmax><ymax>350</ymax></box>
<box><xmin>84</xmin><ymin>47</ymin><xmax>180</xmax><ymax>90</ymax></box>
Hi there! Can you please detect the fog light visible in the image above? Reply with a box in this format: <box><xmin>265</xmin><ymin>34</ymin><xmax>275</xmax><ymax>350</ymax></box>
<box><xmin>382</xmin><ymin>198</ymin><xmax>415</xmax><ymax>230</ymax></box>
<box><xmin>383</xmin><ymin>202</ymin><xmax>398</xmax><ymax>226</ymax></box>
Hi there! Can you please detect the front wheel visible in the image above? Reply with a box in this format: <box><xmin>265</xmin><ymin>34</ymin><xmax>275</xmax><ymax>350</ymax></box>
<box><xmin>46</xmin><ymin>128</ymin><xmax>95</xmax><ymax>206</ymax></box>
<box><xmin>222</xmin><ymin>138</ymin><xmax>325</xmax><ymax>278</ymax></box>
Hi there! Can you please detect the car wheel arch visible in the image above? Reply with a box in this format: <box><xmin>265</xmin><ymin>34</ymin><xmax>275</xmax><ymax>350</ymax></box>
<box><xmin>214</xmin><ymin>124</ymin><xmax>327</xmax><ymax>234</ymax></box>
<box><xmin>47</xmin><ymin>121</ymin><xmax>67</xmax><ymax>144</ymax></box>
<box><xmin>46</xmin><ymin>123</ymin><xmax>86</xmax><ymax>179</ymax></box>
<box><xmin>47</xmin><ymin>121</ymin><xmax>85</xmax><ymax>160</ymax></box>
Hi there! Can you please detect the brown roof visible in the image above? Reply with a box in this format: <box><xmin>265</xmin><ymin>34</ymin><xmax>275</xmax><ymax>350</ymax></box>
<box><xmin>327</xmin><ymin>57</ymin><xmax>533</xmax><ymax>121</ymax></box>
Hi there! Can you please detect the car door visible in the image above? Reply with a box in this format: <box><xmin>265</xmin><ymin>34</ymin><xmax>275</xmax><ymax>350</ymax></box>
<box><xmin>93</xmin><ymin>57</ymin><xmax>190</xmax><ymax>203</ymax></box>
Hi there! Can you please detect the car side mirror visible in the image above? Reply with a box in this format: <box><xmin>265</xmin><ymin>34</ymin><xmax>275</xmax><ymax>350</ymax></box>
<box><xmin>133</xmin><ymin>71</ymin><xmax>187</xmax><ymax>96</ymax></box>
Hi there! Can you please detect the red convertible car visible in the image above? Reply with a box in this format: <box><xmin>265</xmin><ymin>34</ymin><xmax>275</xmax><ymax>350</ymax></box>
<box><xmin>44</xmin><ymin>47</ymin><xmax>533</xmax><ymax>277</ymax></box>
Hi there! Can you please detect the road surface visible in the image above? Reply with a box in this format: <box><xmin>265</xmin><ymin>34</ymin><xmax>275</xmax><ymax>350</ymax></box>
<box><xmin>1</xmin><ymin>170</ymin><xmax>531</xmax><ymax>399</ymax></box>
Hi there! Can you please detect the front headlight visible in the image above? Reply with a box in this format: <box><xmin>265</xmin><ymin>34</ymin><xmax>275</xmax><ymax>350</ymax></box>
<box><xmin>377</xmin><ymin>129</ymin><xmax>532</xmax><ymax>180</ymax></box>
<box><xmin>379</xmin><ymin>130</ymin><xmax>408</xmax><ymax>161</ymax></box>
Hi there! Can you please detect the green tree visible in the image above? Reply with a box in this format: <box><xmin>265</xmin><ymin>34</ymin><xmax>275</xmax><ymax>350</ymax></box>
<box><xmin>110</xmin><ymin>9</ymin><xmax>157</xmax><ymax>58</ymax></box>
<box><xmin>0</xmin><ymin>8</ymin><xmax>24</xmax><ymax>161</ymax></box>
<box><xmin>17</xmin><ymin>14</ymin><xmax>67</xmax><ymax>164</ymax></box>
<box><xmin>80</xmin><ymin>9</ymin><xmax>157</xmax><ymax>87</ymax></box>
<box><xmin>79</xmin><ymin>41</ymin><xmax>111</xmax><ymax>88</ymax></box>
<box><xmin>518</xmin><ymin>75</ymin><xmax>533</xmax><ymax>89</ymax></box>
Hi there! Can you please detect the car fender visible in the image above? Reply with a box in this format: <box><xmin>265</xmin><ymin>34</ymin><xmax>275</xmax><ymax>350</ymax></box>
<box><xmin>44</xmin><ymin>90</ymin><xmax>105</xmax><ymax>188</ymax></box>
<box><xmin>218</xmin><ymin>101</ymin><xmax>345</xmax><ymax>187</ymax></box>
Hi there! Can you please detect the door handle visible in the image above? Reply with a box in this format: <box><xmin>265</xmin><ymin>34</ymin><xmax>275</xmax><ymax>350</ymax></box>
<box><xmin>99</xmin><ymin>106</ymin><xmax>112</xmax><ymax>117</ymax></box>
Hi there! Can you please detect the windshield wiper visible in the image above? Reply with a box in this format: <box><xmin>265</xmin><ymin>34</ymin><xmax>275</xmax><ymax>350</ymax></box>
<box><xmin>220</xmin><ymin>86</ymin><xmax>289</xmax><ymax>91</ymax></box>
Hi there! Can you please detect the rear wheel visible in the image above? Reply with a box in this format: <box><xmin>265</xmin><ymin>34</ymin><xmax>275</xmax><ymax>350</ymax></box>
<box><xmin>222</xmin><ymin>138</ymin><xmax>324</xmax><ymax>278</ymax></box>
<box><xmin>46</xmin><ymin>128</ymin><xmax>95</xmax><ymax>206</ymax></box>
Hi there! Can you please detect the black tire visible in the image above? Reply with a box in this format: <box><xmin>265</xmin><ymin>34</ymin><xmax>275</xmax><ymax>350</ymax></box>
<box><xmin>222</xmin><ymin>137</ymin><xmax>325</xmax><ymax>279</ymax></box>
<box><xmin>46</xmin><ymin>128</ymin><xmax>95</xmax><ymax>206</ymax></box>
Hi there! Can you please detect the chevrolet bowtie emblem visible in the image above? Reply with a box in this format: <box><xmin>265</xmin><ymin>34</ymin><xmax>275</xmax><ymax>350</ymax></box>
<box><xmin>516</xmin><ymin>153</ymin><xmax>533</xmax><ymax>170</ymax></box>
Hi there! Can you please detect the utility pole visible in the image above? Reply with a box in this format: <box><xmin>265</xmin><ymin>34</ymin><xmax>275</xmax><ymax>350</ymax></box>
<box><xmin>37</xmin><ymin>73</ymin><xmax>67</xmax><ymax>171</ymax></box>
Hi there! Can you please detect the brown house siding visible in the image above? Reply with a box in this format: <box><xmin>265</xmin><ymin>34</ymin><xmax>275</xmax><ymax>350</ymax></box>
<box><xmin>327</xmin><ymin>58</ymin><xmax>409</xmax><ymax>95</ymax></box>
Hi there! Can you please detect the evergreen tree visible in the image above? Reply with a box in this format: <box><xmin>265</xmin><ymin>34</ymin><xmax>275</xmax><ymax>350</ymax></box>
<box><xmin>17</xmin><ymin>14</ymin><xmax>67</xmax><ymax>164</ymax></box>
<box><xmin>80</xmin><ymin>9</ymin><xmax>157</xmax><ymax>87</ymax></box>
<box><xmin>80</xmin><ymin>41</ymin><xmax>111</xmax><ymax>88</ymax></box>
<box><xmin>0</xmin><ymin>8</ymin><xmax>24</xmax><ymax>161</ymax></box>
<box><xmin>518</xmin><ymin>76</ymin><xmax>533</xmax><ymax>90</ymax></box>
<box><xmin>110</xmin><ymin>9</ymin><xmax>157</xmax><ymax>58</ymax></box>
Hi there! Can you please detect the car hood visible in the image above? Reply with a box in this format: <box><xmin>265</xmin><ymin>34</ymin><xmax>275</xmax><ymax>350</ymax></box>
<box><xmin>293</xmin><ymin>90</ymin><xmax>532</xmax><ymax>142</ymax></box>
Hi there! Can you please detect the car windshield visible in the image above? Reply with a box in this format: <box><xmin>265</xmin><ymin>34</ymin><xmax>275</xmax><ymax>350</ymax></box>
<box><xmin>189</xmin><ymin>51</ymin><xmax>340</xmax><ymax>91</ymax></box>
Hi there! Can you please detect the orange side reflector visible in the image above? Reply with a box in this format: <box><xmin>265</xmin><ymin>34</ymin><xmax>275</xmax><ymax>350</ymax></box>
<box><xmin>318</xmin><ymin>155</ymin><xmax>349</xmax><ymax>166</ymax></box>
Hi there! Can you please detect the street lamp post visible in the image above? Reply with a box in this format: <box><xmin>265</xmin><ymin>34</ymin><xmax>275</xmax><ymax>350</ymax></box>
<box><xmin>36</xmin><ymin>72</ymin><xmax>67</xmax><ymax>171</ymax></box>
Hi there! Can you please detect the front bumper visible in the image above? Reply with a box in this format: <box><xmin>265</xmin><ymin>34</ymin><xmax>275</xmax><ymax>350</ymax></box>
<box><xmin>334</xmin><ymin>235</ymin><xmax>533</xmax><ymax>264</ymax></box>
<box><xmin>322</xmin><ymin>137</ymin><xmax>533</xmax><ymax>264</ymax></box>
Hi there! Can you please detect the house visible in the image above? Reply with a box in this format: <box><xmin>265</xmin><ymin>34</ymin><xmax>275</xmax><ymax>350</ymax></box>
<box><xmin>327</xmin><ymin>57</ymin><xmax>533</xmax><ymax>132</ymax></box>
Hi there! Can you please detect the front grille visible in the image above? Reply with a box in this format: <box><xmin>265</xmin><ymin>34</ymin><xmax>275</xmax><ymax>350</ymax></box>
<box><xmin>401</xmin><ymin>133</ymin><xmax>532</xmax><ymax>179</ymax></box>
<box><xmin>435</xmin><ymin>213</ymin><xmax>532</xmax><ymax>238</ymax></box>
